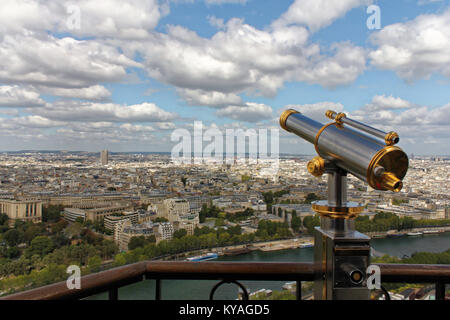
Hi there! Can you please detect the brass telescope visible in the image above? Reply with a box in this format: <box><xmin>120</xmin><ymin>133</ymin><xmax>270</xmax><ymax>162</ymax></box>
<box><xmin>280</xmin><ymin>109</ymin><xmax>408</xmax><ymax>193</ymax></box>
<box><xmin>280</xmin><ymin>108</ymin><xmax>409</xmax><ymax>300</ymax></box>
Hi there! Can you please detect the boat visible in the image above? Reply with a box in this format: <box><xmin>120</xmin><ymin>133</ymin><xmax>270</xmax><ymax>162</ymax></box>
<box><xmin>423</xmin><ymin>230</ymin><xmax>440</xmax><ymax>234</ymax></box>
<box><xmin>298</xmin><ymin>242</ymin><xmax>313</xmax><ymax>248</ymax></box>
<box><xmin>386</xmin><ymin>233</ymin><xmax>403</xmax><ymax>238</ymax></box>
<box><xmin>186</xmin><ymin>253</ymin><xmax>218</xmax><ymax>262</ymax></box>
<box><xmin>407</xmin><ymin>232</ymin><xmax>423</xmax><ymax>236</ymax></box>
<box><xmin>223</xmin><ymin>247</ymin><xmax>252</xmax><ymax>256</ymax></box>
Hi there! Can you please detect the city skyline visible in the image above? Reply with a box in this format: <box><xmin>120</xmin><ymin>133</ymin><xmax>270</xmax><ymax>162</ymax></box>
<box><xmin>0</xmin><ymin>0</ymin><xmax>449</xmax><ymax>155</ymax></box>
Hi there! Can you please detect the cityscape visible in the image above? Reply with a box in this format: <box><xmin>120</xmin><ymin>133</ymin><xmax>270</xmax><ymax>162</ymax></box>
<box><xmin>0</xmin><ymin>0</ymin><xmax>449</xmax><ymax>309</ymax></box>
<box><xmin>0</xmin><ymin>150</ymin><xmax>448</xmax><ymax>300</ymax></box>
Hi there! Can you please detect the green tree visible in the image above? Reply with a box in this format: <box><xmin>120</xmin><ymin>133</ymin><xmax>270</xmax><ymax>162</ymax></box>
<box><xmin>291</xmin><ymin>216</ymin><xmax>302</xmax><ymax>233</ymax></box>
<box><xmin>303</xmin><ymin>193</ymin><xmax>320</xmax><ymax>204</ymax></box>
<box><xmin>27</xmin><ymin>236</ymin><xmax>54</xmax><ymax>257</ymax></box>
<box><xmin>87</xmin><ymin>255</ymin><xmax>102</xmax><ymax>273</ymax></box>
<box><xmin>173</xmin><ymin>229</ymin><xmax>188</xmax><ymax>239</ymax></box>
<box><xmin>3</xmin><ymin>229</ymin><xmax>23</xmax><ymax>247</ymax></box>
<box><xmin>303</xmin><ymin>215</ymin><xmax>320</xmax><ymax>235</ymax></box>
<box><xmin>128</xmin><ymin>236</ymin><xmax>148</xmax><ymax>251</ymax></box>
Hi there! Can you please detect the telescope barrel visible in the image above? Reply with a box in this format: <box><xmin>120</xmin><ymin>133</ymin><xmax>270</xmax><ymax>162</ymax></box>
<box><xmin>325</xmin><ymin>110</ymin><xmax>399</xmax><ymax>146</ymax></box>
<box><xmin>280</xmin><ymin>109</ymin><xmax>408</xmax><ymax>192</ymax></box>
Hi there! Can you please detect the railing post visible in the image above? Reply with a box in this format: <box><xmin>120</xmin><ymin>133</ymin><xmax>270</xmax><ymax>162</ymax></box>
<box><xmin>296</xmin><ymin>281</ymin><xmax>302</xmax><ymax>300</ymax></box>
<box><xmin>108</xmin><ymin>288</ymin><xmax>118</xmax><ymax>300</ymax></box>
<box><xmin>155</xmin><ymin>279</ymin><xmax>161</xmax><ymax>300</ymax></box>
<box><xmin>435</xmin><ymin>282</ymin><xmax>445</xmax><ymax>301</ymax></box>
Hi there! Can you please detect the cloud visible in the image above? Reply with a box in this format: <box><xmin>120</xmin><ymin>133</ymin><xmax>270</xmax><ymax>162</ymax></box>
<box><xmin>39</xmin><ymin>85</ymin><xmax>112</xmax><ymax>101</ymax></box>
<box><xmin>272</xmin><ymin>0</ymin><xmax>372</xmax><ymax>32</ymax></box>
<box><xmin>0</xmin><ymin>115</ymin><xmax>65</xmax><ymax>129</ymax></box>
<box><xmin>177</xmin><ymin>88</ymin><xmax>242</xmax><ymax>107</ymax></box>
<box><xmin>132</xmin><ymin>19</ymin><xmax>366</xmax><ymax>106</ymax></box>
<box><xmin>31</xmin><ymin>100</ymin><xmax>178</xmax><ymax>123</ymax></box>
<box><xmin>0</xmin><ymin>0</ymin><xmax>162</xmax><ymax>39</ymax></box>
<box><xmin>0</xmin><ymin>33</ymin><xmax>141</xmax><ymax>89</ymax></box>
<box><xmin>0</xmin><ymin>85</ymin><xmax>45</xmax><ymax>107</ymax></box>
<box><xmin>362</xmin><ymin>95</ymin><xmax>414</xmax><ymax>112</ymax></box>
<box><xmin>369</xmin><ymin>9</ymin><xmax>450</xmax><ymax>81</ymax></box>
<box><xmin>216</xmin><ymin>102</ymin><xmax>273</xmax><ymax>122</ymax></box>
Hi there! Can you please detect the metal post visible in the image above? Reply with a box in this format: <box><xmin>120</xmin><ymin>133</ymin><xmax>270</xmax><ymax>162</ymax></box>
<box><xmin>313</xmin><ymin>167</ymin><xmax>371</xmax><ymax>300</ymax></box>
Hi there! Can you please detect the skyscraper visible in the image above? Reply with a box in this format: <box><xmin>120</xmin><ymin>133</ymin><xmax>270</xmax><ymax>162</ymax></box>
<box><xmin>101</xmin><ymin>149</ymin><xmax>109</xmax><ymax>165</ymax></box>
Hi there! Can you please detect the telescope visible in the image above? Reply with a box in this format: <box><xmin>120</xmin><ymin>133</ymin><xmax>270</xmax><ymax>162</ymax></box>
<box><xmin>280</xmin><ymin>109</ymin><xmax>409</xmax><ymax>300</ymax></box>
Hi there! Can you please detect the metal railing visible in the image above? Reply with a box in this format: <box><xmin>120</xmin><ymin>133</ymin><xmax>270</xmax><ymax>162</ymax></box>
<box><xmin>1</xmin><ymin>261</ymin><xmax>449</xmax><ymax>300</ymax></box>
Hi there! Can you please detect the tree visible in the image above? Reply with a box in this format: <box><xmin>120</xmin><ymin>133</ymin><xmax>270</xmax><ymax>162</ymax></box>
<box><xmin>173</xmin><ymin>229</ymin><xmax>187</xmax><ymax>239</ymax></box>
<box><xmin>88</xmin><ymin>255</ymin><xmax>102</xmax><ymax>273</ymax></box>
<box><xmin>262</xmin><ymin>192</ymin><xmax>274</xmax><ymax>205</ymax></box>
<box><xmin>199</xmin><ymin>204</ymin><xmax>208</xmax><ymax>223</ymax></box>
<box><xmin>27</xmin><ymin>236</ymin><xmax>54</xmax><ymax>257</ymax></box>
<box><xmin>303</xmin><ymin>193</ymin><xmax>320</xmax><ymax>204</ymax></box>
<box><xmin>128</xmin><ymin>236</ymin><xmax>148</xmax><ymax>251</ymax></box>
<box><xmin>24</xmin><ymin>225</ymin><xmax>42</xmax><ymax>244</ymax></box>
<box><xmin>42</xmin><ymin>205</ymin><xmax>64</xmax><ymax>222</ymax></box>
<box><xmin>3</xmin><ymin>229</ymin><xmax>23</xmax><ymax>247</ymax></box>
<box><xmin>303</xmin><ymin>215</ymin><xmax>320</xmax><ymax>235</ymax></box>
<box><xmin>291</xmin><ymin>216</ymin><xmax>302</xmax><ymax>233</ymax></box>
<box><xmin>0</xmin><ymin>213</ymin><xmax>8</xmax><ymax>226</ymax></box>
<box><xmin>277</xmin><ymin>207</ymin><xmax>283</xmax><ymax>218</ymax></box>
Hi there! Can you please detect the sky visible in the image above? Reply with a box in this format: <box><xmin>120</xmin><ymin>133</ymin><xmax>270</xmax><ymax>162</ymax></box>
<box><xmin>0</xmin><ymin>0</ymin><xmax>449</xmax><ymax>155</ymax></box>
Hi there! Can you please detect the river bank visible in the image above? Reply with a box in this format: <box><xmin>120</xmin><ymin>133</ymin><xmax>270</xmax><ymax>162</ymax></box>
<box><xmin>366</xmin><ymin>226</ymin><xmax>450</xmax><ymax>239</ymax></box>
<box><xmin>157</xmin><ymin>228</ymin><xmax>450</xmax><ymax>262</ymax></box>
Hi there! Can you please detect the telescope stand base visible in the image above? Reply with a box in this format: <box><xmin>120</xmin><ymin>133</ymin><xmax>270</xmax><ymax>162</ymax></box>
<box><xmin>313</xmin><ymin>223</ymin><xmax>371</xmax><ymax>300</ymax></box>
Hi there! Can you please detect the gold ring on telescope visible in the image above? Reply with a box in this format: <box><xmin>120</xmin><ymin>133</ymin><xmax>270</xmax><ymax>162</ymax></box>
<box><xmin>314</xmin><ymin>122</ymin><xmax>338</xmax><ymax>156</ymax></box>
<box><xmin>279</xmin><ymin>109</ymin><xmax>299</xmax><ymax>132</ymax></box>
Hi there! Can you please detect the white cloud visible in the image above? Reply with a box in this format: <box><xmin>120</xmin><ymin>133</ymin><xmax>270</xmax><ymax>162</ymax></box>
<box><xmin>132</xmin><ymin>19</ymin><xmax>365</xmax><ymax>105</ymax></box>
<box><xmin>0</xmin><ymin>115</ymin><xmax>65</xmax><ymax>129</ymax></box>
<box><xmin>0</xmin><ymin>85</ymin><xmax>45</xmax><ymax>107</ymax></box>
<box><xmin>216</xmin><ymin>102</ymin><xmax>273</xmax><ymax>122</ymax></box>
<box><xmin>177</xmin><ymin>88</ymin><xmax>242</xmax><ymax>107</ymax></box>
<box><xmin>31</xmin><ymin>101</ymin><xmax>178</xmax><ymax>123</ymax></box>
<box><xmin>207</xmin><ymin>15</ymin><xmax>225</xmax><ymax>30</ymax></box>
<box><xmin>0</xmin><ymin>0</ymin><xmax>162</xmax><ymax>39</ymax></box>
<box><xmin>40</xmin><ymin>85</ymin><xmax>112</xmax><ymax>101</ymax></box>
<box><xmin>0</xmin><ymin>33</ymin><xmax>141</xmax><ymax>89</ymax></box>
<box><xmin>369</xmin><ymin>9</ymin><xmax>450</xmax><ymax>81</ymax></box>
<box><xmin>363</xmin><ymin>95</ymin><xmax>414</xmax><ymax>112</ymax></box>
<box><xmin>272</xmin><ymin>0</ymin><xmax>371</xmax><ymax>32</ymax></box>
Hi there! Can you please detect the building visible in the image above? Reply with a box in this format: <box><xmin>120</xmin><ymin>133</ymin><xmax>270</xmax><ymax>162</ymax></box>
<box><xmin>116</xmin><ymin>220</ymin><xmax>154</xmax><ymax>251</ymax></box>
<box><xmin>64</xmin><ymin>207</ymin><xmax>86</xmax><ymax>222</ymax></box>
<box><xmin>163</xmin><ymin>198</ymin><xmax>190</xmax><ymax>221</ymax></box>
<box><xmin>104</xmin><ymin>211</ymin><xmax>139</xmax><ymax>232</ymax></box>
<box><xmin>101</xmin><ymin>150</ymin><xmax>109</xmax><ymax>166</ymax></box>
<box><xmin>0</xmin><ymin>199</ymin><xmax>43</xmax><ymax>225</ymax></box>
<box><xmin>63</xmin><ymin>204</ymin><xmax>131</xmax><ymax>222</ymax></box>
<box><xmin>177</xmin><ymin>213</ymin><xmax>200</xmax><ymax>235</ymax></box>
<box><xmin>155</xmin><ymin>222</ymin><xmax>174</xmax><ymax>242</ymax></box>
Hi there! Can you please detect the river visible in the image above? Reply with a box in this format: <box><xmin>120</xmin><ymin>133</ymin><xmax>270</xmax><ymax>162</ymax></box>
<box><xmin>87</xmin><ymin>232</ymin><xmax>450</xmax><ymax>300</ymax></box>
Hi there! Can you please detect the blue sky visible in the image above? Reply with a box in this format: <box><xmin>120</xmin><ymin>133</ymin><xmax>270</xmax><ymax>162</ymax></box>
<box><xmin>0</xmin><ymin>0</ymin><xmax>449</xmax><ymax>154</ymax></box>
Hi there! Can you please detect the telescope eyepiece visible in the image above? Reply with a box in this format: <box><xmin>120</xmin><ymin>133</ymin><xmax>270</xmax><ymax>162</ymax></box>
<box><xmin>279</xmin><ymin>109</ymin><xmax>299</xmax><ymax>132</ymax></box>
